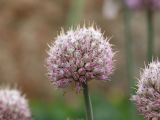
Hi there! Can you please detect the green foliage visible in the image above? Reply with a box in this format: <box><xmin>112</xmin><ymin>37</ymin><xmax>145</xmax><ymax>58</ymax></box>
<box><xmin>30</xmin><ymin>97</ymin><xmax>84</xmax><ymax>120</ymax></box>
<box><xmin>30</xmin><ymin>93</ymin><xmax>144</xmax><ymax>120</ymax></box>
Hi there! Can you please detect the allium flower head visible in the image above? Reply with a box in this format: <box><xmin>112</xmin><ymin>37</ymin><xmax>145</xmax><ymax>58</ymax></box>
<box><xmin>125</xmin><ymin>0</ymin><xmax>160</xmax><ymax>10</ymax></box>
<box><xmin>131</xmin><ymin>60</ymin><xmax>160</xmax><ymax>119</ymax></box>
<box><xmin>46</xmin><ymin>26</ymin><xmax>115</xmax><ymax>92</ymax></box>
<box><xmin>125</xmin><ymin>0</ymin><xmax>143</xmax><ymax>10</ymax></box>
<box><xmin>0</xmin><ymin>88</ymin><xmax>31</xmax><ymax>120</ymax></box>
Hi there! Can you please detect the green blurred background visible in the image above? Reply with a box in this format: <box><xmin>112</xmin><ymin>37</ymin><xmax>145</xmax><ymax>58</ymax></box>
<box><xmin>1</xmin><ymin>0</ymin><xmax>160</xmax><ymax>120</ymax></box>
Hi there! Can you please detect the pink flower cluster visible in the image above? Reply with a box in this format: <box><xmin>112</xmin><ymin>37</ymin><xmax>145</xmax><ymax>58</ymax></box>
<box><xmin>131</xmin><ymin>61</ymin><xmax>160</xmax><ymax>119</ymax></box>
<box><xmin>0</xmin><ymin>88</ymin><xmax>31</xmax><ymax>120</ymax></box>
<box><xmin>46</xmin><ymin>26</ymin><xmax>115</xmax><ymax>92</ymax></box>
<box><xmin>125</xmin><ymin>0</ymin><xmax>160</xmax><ymax>10</ymax></box>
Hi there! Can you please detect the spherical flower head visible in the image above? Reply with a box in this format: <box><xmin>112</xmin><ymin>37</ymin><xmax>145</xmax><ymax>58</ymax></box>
<box><xmin>131</xmin><ymin>60</ymin><xmax>160</xmax><ymax>119</ymax></box>
<box><xmin>125</xmin><ymin>0</ymin><xmax>160</xmax><ymax>10</ymax></box>
<box><xmin>0</xmin><ymin>88</ymin><xmax>31</xmax><ymax>120</ymax></box>
<box><xmin>46</xmin><ymin>26</ymin><xmax>115</xmax><ymax>92</ymax></box>
<box><xmin>150</xmin><ymin>0</ymin><xmax>160</xmax><ymax>10</ymax></box>
<box><xmin>125</xmin><ymin>0</ymin><xmax>143</xmax><ymax>10</ymax></box>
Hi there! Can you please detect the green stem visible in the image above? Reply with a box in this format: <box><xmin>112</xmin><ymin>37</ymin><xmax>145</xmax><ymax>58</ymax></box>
<box><xmin>66</xmin><ymin>0</ymin><xmax>85</xmax><ymax>28</ymax></box>
<box><xmin>147</xmin><ymin>9</ymin><xmax>154</xmax><ymax>62</ymax></box>
<box><xmin>83</xmin><ymin>83</ymin><xmax>93</xmax><ymax>120</ymax></box>
<box><xmin>123</xmin><ymin>2</ymin><xmax>136</xmax><ymax>120</ymax></box>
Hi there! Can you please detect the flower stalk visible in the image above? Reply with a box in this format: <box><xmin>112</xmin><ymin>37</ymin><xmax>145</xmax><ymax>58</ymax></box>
<box><xmin>66</xmin><ymin>0</ymin><xmax>85</xmax><ymax>28</ymax></box>
<box><xmin>147</xmin><ymin>9</ymin><xmax>154</xmax><ymax>62</ymax></box>
<box><xmin>123</xmin><ymin>1</ymin><xmax>136</xmax><ymax>120</ymax></box>
<box><xmin>83</xmin><ymin>82</ymin><xmax>93</xmax><ymax>120</ymax></box>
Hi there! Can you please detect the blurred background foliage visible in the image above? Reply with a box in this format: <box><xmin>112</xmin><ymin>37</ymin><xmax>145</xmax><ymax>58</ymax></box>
<box><xmin>1</xmin><ymin>0</ymin><xmax>160</xmax><ymax>119</ymax></box>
